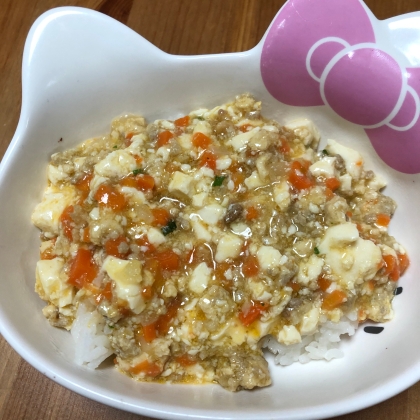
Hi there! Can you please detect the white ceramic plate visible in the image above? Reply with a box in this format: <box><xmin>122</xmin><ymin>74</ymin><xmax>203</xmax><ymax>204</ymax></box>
<box><xmin>1</xmin><ymin>1</ymin><xmax>420</xmax><ymax>419</ymax></box>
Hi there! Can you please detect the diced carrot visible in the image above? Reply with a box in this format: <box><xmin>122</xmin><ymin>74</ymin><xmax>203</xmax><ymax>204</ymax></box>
<box><xmin>239</xmin><ymin>124</ymin><xmax>253</xmax><ymax>132</ymax></box>
<box><xmin>398</xmin><ymin>253</ymin><xmax>410</xmax><ymax>275</ymax></box>
<box><xmin>174</xmin><ymin>116</ymin><xmax>190</xmax><ymax>128</ymax></box>
<box><xmin>94</xmin><ymin>184</ymin><xmax>127</xmax><ymax>212</ymax></box>
<box><xmin>367</xmin><ymin>280</ymin><xmax>375</xmax><ymax>291</ymax></box>
<box><xmin>198</xmin><ymin>150</ymin><xmax>217</xmax><ymax>170</ymax></box>
<box><xmin>95</xmin><ymin>282</ymin><xmax>113</xmax><ymax>304</ymax></box>
<box><xmin>245</xmin><ymin>206</ymin><xmax>259</xmax><ymax>221</ymax></box>
<box><xmin>126</xmin><ymin>132</ymin><xmax>136</xmax><ymax>140</ymax></box>
<box><xmin>136</xmin><ymin>174</ymin><xmax>155</xmax><ymax>192</ymax></box>
<box><xmin>376</xmin><ymin>213</ymin><xmax>391</xmax><ymax>227</ymax></box>
<box><xmin>325</xmin><ymin>187</ymin><xmax>334</xmax><ymax>201</ymax></box>
<box><xmin>288</xmin><ymin>281</ymin><xmax>301</xmax><ymax>292</ymax></box>
<box><xmin>68</xmin><ymin>248</ymin><xmax>98</xmax><ymax>289</ymax></box>
<box><xmin>129</xmin><ymin>360</ymin><xmax>162</xmax><ymax>377</ymax></box>
<box><xmin>239</xmin><ymin>300</ymin><xmax>267</xmax><ymax>327</ymax></box>
<box><xmin>134</xmin><ymin>155</ymin><xmax>143</xmax><ymax>165</ymax></box>
<box><xmin>175</xmin><ymin>354</ymin><xmax>197</xmax><ymax>367</ymax></box>
<box><xmin>82</xmin><ymin>227</ymin><xmax>90</xmax><ymax>243</ymax></box>
<box><xmin>119</xmin><ymin>176</ymin><xmax>138</xmax><ymax>188</ymax></box>
<box><xmin>242</xmin><ymin>255</ymin><xmax>260</xmax><ymax>277</ymax></box>
<box><xmin>151</xmin><ymin>208</ymin><xmax>170</xmax><ymax>227</ymax></box>
<box><xmin>230</xmin><ymin>172</ymin><xmax>245</xmax><ymax>191</ymax></box>
<box><xmin>142</xmin><ymin>285</ymin><xmax>154</xmax><ymax>300</ymax></box>
<box><xmin>136</xmin><ymin>236</ymin><xmax>156</xmax><ymax>254</ymax></box>
<box><xmin>346</xmin><ymin>211</ymin><xmax>353</xmax><ymax>218</ymax></box>
<box><xmin>321</xmin><ymin>290</ymin><xmax>347</xmax><ymax>311</ymax></box>
<box><xmin>278</xmin><ymin>137</ymin><xmax>291</xmax><ymax>154</ymax></box>
<box><xmin>288</xmin><ymin>160</ymin><xmax>314</xmax><ymax>190</ymax></box>
<box><xmin>156</xmin><ymin>130</ymin><xmax>174</xmax><ymax>148</ymax></box>
<box><xmin>59</xmin><ymin>205</ymin><xmax>74</xmax><ymax>241</ymax></box>
<box><xmin>75</xmin><ymin>172</ymin><xmax>93</xmax><ymax>192</ymax></box>
<box><xmin>317</xmin><ymin>275</ymin><xmax>331</xmax><ymax>292</ymax></box>
<box><xmin>105</xmin><ymin>236</ymin><xmax>129</xmax><ymax>259</ymax></box>
<box><xmin>156</xmin><ymin>296</ymin><xmax>182</xmax><ymax>335</ymax></box>
<box><xmin>383</xmin><ymin>254</ymin><xmax>400</xmax><ymax>281</ymax></box>
<box><xmin>155</xmin><ymin>250</ymin><xmax>180</xmax><ymax>271</ymax></box>
<box><xmin>142</xmin><ymin>322</ymin><xmax>157</xmax><ymax>343</ymax></box>
<box><xmin>192</xmin><ymin>132</ymin><xmax>212</xmax><ymax>149</ymax></box>
<box><xmin>325</xmin><ymin>177</ymin><xmax>340</xmax><ymax>191</ymax></box>
<box><xmin>40</xmin><ymin>246</ymin><xmax>56</xmax><ymax>260</ymax></box>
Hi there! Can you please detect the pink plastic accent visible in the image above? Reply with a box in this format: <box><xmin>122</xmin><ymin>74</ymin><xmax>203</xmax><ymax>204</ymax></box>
<box><xmin>261</xmin><ymin>0</ymin><xmax>420</xmax><ymax>174</ymax></box>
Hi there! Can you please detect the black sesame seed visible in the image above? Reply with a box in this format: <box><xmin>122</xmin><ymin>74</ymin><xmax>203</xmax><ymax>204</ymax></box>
<box><xmin>364</xmin><ymin>326</ymin><xmax>384</xmax><ymax>334</ymax></box>
<box><xmin>394</xmin><ymin>287</ymin><xmax>403</xmax><ymax>296</ymax></box>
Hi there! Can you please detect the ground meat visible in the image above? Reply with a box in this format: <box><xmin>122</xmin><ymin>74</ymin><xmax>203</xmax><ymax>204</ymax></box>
<box><xmin>42</xmin><ymin>304</ymin><xmax>72</xmax><ymax>329</ymax></box>
<box><xmin>110</xmin><ymin>326</ymin><xmax>140</xmax><ymax>359</ymax></box>
<box><xmin>224</xmin><ymin>203</ymin><xmax>244</xmax><ymax>224</ymax></box>
<box><xmin>215</xmin><ymin>351</ymin><xmax>271</xmax><ymax>391</ymax></box>
<box><xmin>324</xmin><ymin>196</ymin><xmax>349</xmax><ymax>225</ymax></box>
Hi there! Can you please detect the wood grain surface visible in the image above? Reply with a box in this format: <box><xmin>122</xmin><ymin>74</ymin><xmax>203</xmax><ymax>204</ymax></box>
<box><xmin>1</xmin><ymin>1</ymin><xmax>420</xmax><ymax>419</ymax></box>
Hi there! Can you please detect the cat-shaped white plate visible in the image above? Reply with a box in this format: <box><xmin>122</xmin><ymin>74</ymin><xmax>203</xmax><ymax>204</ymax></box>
<box><xmin>0</xmin><ymin>1</ymin><xmax>419</xmax><ymax>419</ymax></box>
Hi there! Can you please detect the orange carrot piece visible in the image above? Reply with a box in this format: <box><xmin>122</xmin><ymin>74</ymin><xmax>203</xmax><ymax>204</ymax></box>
<box><xmin>321</xmin><ymin>290</ymin><xmax>347</xmax><ymax>311</ymax></box>
<box><xmin>156</xmin><ymin>130</ymin><xmax>174</xmax><ymax>148</ymax></box>
<box><xmin>59</xmin><ymin>205</ymin><xmax>74</xmax><ymax>241</ymax></box>
<box><xmin>136</xmin><ymin>236</ymin><xmax>156</xmax><ymax>254</ymax></box>
<box><xmin>288</xmin><ymin>281</ymin><xmax>301</xmax><ymax>292</ymax></box>
<box><xmin>192</xmin><ymin>132</ymin><xmax>212</xmax><ymax>149</ymax></box>
<box><xmin>239</xmin><ymin>124</ymin><xmax>253</xmax><ymax>132</ymax></box>
<box><xmin>142</xmin><ymin>322</ymin><xmax>157</xmax><ymax>343</ymax></box>
<box><xmin>175</xmin><ymin>354</ymin><xmax>197</xmax><ymax>367</ymax></box>
<box><xmin>136</xmin><ymin>174</ymin><xmax>155</xmax><ymax>192</ymax></box>
<box><xmin>75</xmin><ymin>172</ymin><xmax>93</xmax><ymax>192</ymax></box>
<box><xmin>317</xmin><ymin>275</ymin><xmax>331</xmax><ymax>292</ymax></box>
<box><xmin>174</xmin><ymin>116</ymin><xmax>190</xmax><ymax>128</ymax></box>
<box><xmin>325</xmin><ymin>177</ymin><xmax>340</xmax><ymax>191</ymax></box>
<box><xmin>94</xmin><ymin>184</ymin><xmax>127</xmax><ymax>211</ymax></box>
<box><xmin>398</xmin><ymin>253</ymin><xmax>410</xmax><ymax>275</ymax></box>
<box><xmin>383</xmin><ymin>254</ymin><xmax>400</xmax><ymax>281</ymax></box>
<box><xmin>68</xmin><ymin>248</ymin><xmax>98</xmax><ymax>289</ymax></box>
<box><xmin>151</xmin><ymin>208</ymin><xmax>170</xmax><ymax>227</ymax></box>
<box><xmin>376</xmin><ymin>213</ymin><xmax>391</xmax><ymax>227</ymax></box>
<box><xmin>242</xmin><ymin>255</ymin><xmax>260</xmax><ymax>277</ymax></box>
<box><xmin>155</xmin><ymin>250</ymin><xmax>180</xmax><ymax>271</ymax></box>
<box><xmin>288</xmin><ymin>161</ymin><xmax>314</xmax><ymax>190</ymax></box>
<box><xmin>156</xmin><ymin>296</ymin><xmax>182</xmax><ymax>335</ymax></box>
<box><xmin>279</xmin><ymin>137</ymin><xmax>291</xmax><ymax>154</ymax></box>
<box><xmin>198</xmin><ymin>150</ymin><xmax>217</xmax><ymax>170</ymax></box>
<box><xmin>105</xmin><ymin>236</ymin><xmax>129</xmax><ymax>259</ymax></box>
<box><xmin>245</xmin><ymin>206</ymin><xmax>259</xmax><ymax>221</ymax></box>
<box><xmin>129</xmin><ymin>360</ymin><xmax>162</xmax><ymax>377</ymax></box>
<box><xmin>82</xmin><ymin>227</ymin><xmax>90</xmax><ymax>243</ymax></box>
<box><xmin>239</xmin><ymin>301</ymin><xmax>267</xmax><ymax>327</ymax></box>
<box><xmin>95</xmin><ymin>282</ymin><xmax>113</xmax><ymax>304</ymax></box>
<box><xmin>141</xmin><ymin>285</ymin><xmax>154</xmax><ymax>300</ymax></box>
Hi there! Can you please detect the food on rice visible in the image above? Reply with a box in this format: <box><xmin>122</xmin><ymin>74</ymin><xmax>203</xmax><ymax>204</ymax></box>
<box><xmin>32</xmin><ymin>94</ymin><xmax>409</xmax><ymax>391</ymax></box>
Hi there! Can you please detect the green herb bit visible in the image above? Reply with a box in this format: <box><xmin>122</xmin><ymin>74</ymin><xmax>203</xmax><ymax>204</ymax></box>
<box><xmin>113</xmin><ymin>145</ymin><xmax>118</xmax><ymax>149</ymax></box>
<box><xmin>161</xmin><ymin>220</ymin><xmax>177</xmax><ymax>236</ymax></box>
<box><xmin>133</xmin><ymin>168</ymin><xmax>144</xmax><ymax>175</ymax></box>
<box><xmin>314</xmin><ymin>247</ymin><xmax>320</xmax><ymax>255</ymax></box>
<box><xmin>197</xmin><ymin>116</ymin><xmax>205</xmax><ymax>121</ymax></box>
<box><xmin>321</xmin><ymin>149</ymin><xmax>329</xmax><ymax>156</ymax></box>
<box><xmin>212</xmin><ymin>176</ymin><xmax>226</xmax><ymax>187</ymax></box>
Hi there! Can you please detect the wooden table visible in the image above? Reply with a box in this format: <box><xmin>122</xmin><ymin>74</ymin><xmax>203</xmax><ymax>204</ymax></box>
<box><xmin>1</xmin><ymin>0</ymin><xmax>420</xmax><ymax>419</ymax></box>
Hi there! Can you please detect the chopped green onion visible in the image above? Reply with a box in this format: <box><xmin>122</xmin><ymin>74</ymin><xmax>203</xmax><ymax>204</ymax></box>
<box><xmin>113</xmin><ymin>145</ymin><xmax>118</xmax><ymax>149</ymax></box>
<box><xmin>133</xmin><ymin>168</ymin><xmax>144</xmax><ymax>175</ymax></box>
<box><xmin>161</xmin><ymin>220</ymin><xmax>177</xmax><ymax>236</ymax></box>
<box><xmin>197</xmin><ymin>116</ymin><xmax>205</xmax><ymax>121</ymax></box>
<box><xmin>314</xmin><ymin>247</ymin><xmax>320</xmax><ymax>255</ymax></box>
<box><xmin>321</xmin><ymin>149</ymin><xmax>329</xmax><ymax>156</ymax></box>
<box><xmin>212</xmin><ymin>176</ymin><xmax>226</xmax><ymax>187</ymax></box>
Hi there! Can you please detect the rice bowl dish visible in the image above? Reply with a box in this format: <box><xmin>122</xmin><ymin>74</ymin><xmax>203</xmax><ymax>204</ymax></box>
<box><xmin>1</xmin><ymin>1</ymin><xmax>420</xmax><ymax>418</ymax></box>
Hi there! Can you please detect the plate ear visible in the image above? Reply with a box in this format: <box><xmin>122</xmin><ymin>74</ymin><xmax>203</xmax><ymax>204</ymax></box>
<box><xmin>21</xmin><ymin>7</ymin><xmax>166</xmax><ymax>124</ymax></box>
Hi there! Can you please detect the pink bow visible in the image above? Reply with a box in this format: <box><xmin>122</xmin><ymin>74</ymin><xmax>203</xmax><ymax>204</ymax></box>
<box><xmin>261</xmin><ymin>0</ymin><xmax>420</xmax><ymax>174</ymax></box>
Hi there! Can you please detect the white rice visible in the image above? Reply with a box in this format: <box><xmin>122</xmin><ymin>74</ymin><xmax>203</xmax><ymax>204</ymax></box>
<box><xmin>70</xmin><ymin>302</ymin><xmax>113</xmax><ymax>369</ymax></box>
<box><xmin>261</xmin><ymin>312</ymin><xmax>358</xmax><ymax>366</ymax></box>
